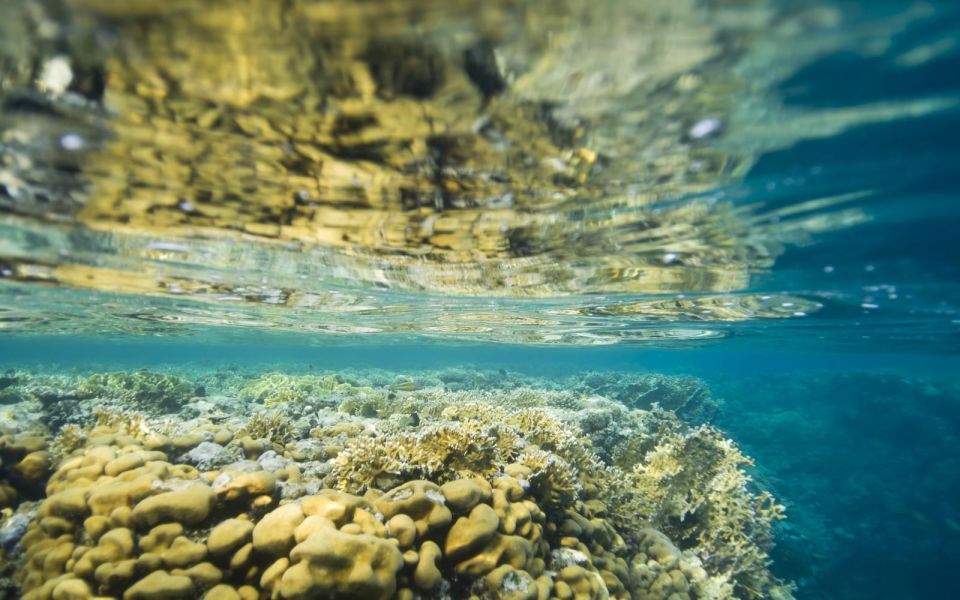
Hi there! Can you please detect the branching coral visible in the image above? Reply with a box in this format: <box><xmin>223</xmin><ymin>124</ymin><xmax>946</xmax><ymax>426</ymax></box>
<box><xmin>338</xmin><ymin>386</ymin><xmax>586</xmax><ymax>421</ymax></box>
<box><xmin>240</xmin><ymin>372</ymin><xmax>382</xmax><ymax>408</ymax></box>
<box><xmin>48</xmin><ymin>407</ymin><xmax>159</xmax><ymax>463</ymax></box>
<box><xmin>329</xmin><ymin>401</ymin><xmax>597</xmax><ymax>517</ymax></box>
<box><xmin>75</xmin><ymin>371</ymin><xmax>194</xmax><ymax>413</ymax></box>
<box><xmin>442</xmin><ymin>403</ymin><xmax>603</xmax><ymax>475</ymax></box>
<box><xmin>48</xmin><ymin>424</ymin><xmax>87</xmax><ymax>462</ymax></box>
<box><xmin>422</xmin><ymin>400</ymin><xmax>790</xmax><ymax>597</ymax></box>
<box><xmin>513</xmin><ymin>448</ymin><xmax>581</xmax><ymax>511</ymax></box>
<box><xmin>238</xmin><ymin>412</ymin><xmax>294</xmax><ymax>446</ymax></box>
<box><xmin>621</xmin><ymin>426</ymin><xmax>790</xmax><ymax>599</ymax></box>
<box><xmin>90</xmin><ymin>407</ymin><xmax>156</xmax><ymax>440</ymax></box>
<box><xmin>606</xmin><ymin>407</ymin><xmax>690</xmax><ymax>469</ymax></box>
<box><xmin>330</xmin><ymin>421</ymin><xmax>520</xmax><ymax>493</ymax></box>
<box><xmin>569</xmin><ymin>372</ymin><xmax>718</xmax><ymax>421</ymax></box>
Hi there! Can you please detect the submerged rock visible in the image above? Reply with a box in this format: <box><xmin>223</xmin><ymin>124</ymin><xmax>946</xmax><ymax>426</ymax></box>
<box><xmin>0</xmin><ymin>510</ymin><xmax>32</xmax><ymax>550</ymax></box>
<box><xmin>181</xmin><ymin>442</ymin><xmax>241</xmax><ymax>471</ymax></box>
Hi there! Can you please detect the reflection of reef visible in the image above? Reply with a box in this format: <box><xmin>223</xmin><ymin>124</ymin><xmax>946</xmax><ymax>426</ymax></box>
<box><xmin>0</xmin><ymin>0</ymin><xmax>843</xmax><ymax>300</ymax></box>
<box><xmin>0</xmin><ymin>367</ymin><xmax>794</xmax><ymax>599</ymax></box>
<box><xmin>72</xmin><ymin>0</ymin><xmax>740</xmax><ymax>227</ymax></box>
<box><xmin>0</xmin><ymin>0</ymin><xmax>881</xmax><ymax>343</ymax></box>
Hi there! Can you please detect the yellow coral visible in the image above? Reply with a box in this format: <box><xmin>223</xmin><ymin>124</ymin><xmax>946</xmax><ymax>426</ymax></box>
<box><xmin>442</xmin><ymin>403</ymin><xmax>603</xmax><ymax>475</ymax></box>
<box><xmin>330</xmin><ymin>421</ymin><xmax>519</xmax><ymax>493</ymax></box>
<box><xmin>92</xmin><ymin>408</ymin><xmax>156</xmax><ymax>440</ymax></box>
<box><xmin>237</xmin><ymin>412</ymin><xmax>293</xmax><ymax>445</ymax></box>
<box><xmin>622</xmin><ymin>426</ymin><xmax>789</xmax><ymax>599</ymax></box>
<box><xmin>240</xmin><ymin>372</ymin><xmax>381</xmax><ymax>407</ymax></box>
<box><xmin>7</xmin><ymin>368</ymin><xmax>794</xmax><ymax>600</ymax></box>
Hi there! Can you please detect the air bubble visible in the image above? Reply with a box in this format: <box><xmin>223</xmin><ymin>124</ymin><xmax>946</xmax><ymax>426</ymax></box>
<box><xmin>60</xmin><ymin>133</ymin><xmax>84</xmax><ymax>151</ymax></box>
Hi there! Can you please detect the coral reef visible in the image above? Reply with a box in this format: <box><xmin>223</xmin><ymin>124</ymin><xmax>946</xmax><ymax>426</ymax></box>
<box><xmin>75</xmin><ymin>371</ymin><xmax>197</xmax><ymax>414</ymax></box>
<box><xmin>567</xmin><ymin>372</ymin><xmax>718</xmax><ymax>423</ymax></box>
<box><xmin>0</xmin><ymin>367</ymin><xmax>792</xmax><ymax>599</ymax></box>
<box><xmin>622</xmin><ymin>427</ymin><xmax>787</xmax><ymax>597</ymax></box>
<box><xmin>0</xmin><ymin>377</ymin><xmax>32</xmax><ymax>407</ymax></box>
<box><xmin>237</xmin><ymin>412</ymin><xmax>295</xmax><ymax>448</ymax></box>
<box><xmin>318</xmin><ymin>400</ymin><xmax>789</xmax><ymax>597</ymax></box>
<box><xmin>238</xmin><ymin>373</ymin><xmax>348</xmax><ymax>406</ymax></box>
<box><xmin>15</xmin><ymin>432</ymin><xmax>638</xmax><ymax>600</ymax></box>
<box><xmin>237</xmin><ymin>372</ymin><xmax>390</xmax><ymax>411</ymax></box>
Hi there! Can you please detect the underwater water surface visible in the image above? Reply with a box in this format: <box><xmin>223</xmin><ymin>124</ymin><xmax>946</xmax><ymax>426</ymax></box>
<box><xmin>0</xmin><ymin>0</ymin><xmax>959</xmax><ymax>599</ymax></box>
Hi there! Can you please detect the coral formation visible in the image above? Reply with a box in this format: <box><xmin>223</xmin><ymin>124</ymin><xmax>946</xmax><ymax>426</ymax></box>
<box><xmin>76</xmin><ymin>371</ymin><xmax>196</xmax><ymax>414</ymax></box>
<box><xmin>237</xmin><ymin>412</ymin><xmax>295</xmax><ymax>448</ymax></box>
<box><xmin>0</xmin><ymin>430</ymin><xmax>50</xmax><ymax>506</ymax></box>
<box><xmin>622</xmin><ymin>427</ymin><xmax>787</xmax><ymax>597</ymax></box>
<box><xmin>239</xmin><ymin>372</ymin><xmax>379</xmax><ymax>409</ymax></box>
<box><xmin>0</xmin><ymin>368</ymin><xmax>793</xmax><ymax>599</ymax></box>
<box><xmin>568</xmin><ymin>372</ymin><xmax>718</xmax><ymax>422</ymax></box>
<box><xmin>0</xmin><ymin>380</ymin><xmax>32</xmax><ymax>407</ymax></box>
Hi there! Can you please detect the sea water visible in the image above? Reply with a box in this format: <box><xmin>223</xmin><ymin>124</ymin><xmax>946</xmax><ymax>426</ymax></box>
<box><xmin>1</xmin><ymin>1</ymin><xmax>958</xmax><ymax>599</ymax></box>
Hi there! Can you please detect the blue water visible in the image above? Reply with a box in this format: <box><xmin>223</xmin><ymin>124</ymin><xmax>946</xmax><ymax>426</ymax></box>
<box><xmin>2</xmin><ymin>1</ymin><xmax>960</xmax><ymax>599</ymax></box>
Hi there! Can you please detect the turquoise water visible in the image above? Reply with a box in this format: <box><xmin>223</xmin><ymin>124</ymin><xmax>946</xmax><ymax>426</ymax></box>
<box><xmin>2</xmin><ymin>1</ymin><xmax>960</xmax><ymax>599</ymax></box>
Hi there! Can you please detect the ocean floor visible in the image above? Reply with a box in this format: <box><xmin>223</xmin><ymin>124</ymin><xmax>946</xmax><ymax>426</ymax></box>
<box><xmin>0</xmin><ymin>366</ymin><xmax>793</xmax><ymax>599</ymax></box>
